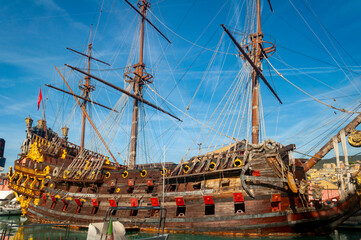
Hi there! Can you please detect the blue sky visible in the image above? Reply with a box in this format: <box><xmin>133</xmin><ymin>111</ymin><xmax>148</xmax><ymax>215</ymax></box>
<box><xmin>1</xmin><ymin>0</ymin><xmax>361</xmax><ymax>170</ymax></box>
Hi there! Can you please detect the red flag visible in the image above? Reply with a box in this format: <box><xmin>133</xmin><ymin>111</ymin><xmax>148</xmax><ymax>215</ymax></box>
<box><xmin>37</xmin><ymin>87</ymin><xmax>42</xmax><ymax>111</ymax></box>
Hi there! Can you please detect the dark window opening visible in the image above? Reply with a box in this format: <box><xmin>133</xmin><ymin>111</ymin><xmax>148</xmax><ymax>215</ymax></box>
<box><xmin>205</xmin><ymin>205</ymin><xmax>215</xmax><ymax>215</ymax></box>
<box><xmin>108</xmin><ymin>188</ymin><xmax>115</xmax><ymax>194</ymax></box>
<box><xmin>130</xmin><ymin>210</ymin><xmax>138</xmax><ymax>216</ymax></box>
<box><xmin>92</xmin><ymin>206</ymin><xmax>99</xmax><ymax>215</ymax></box>
<box><xmin>90</xmin><ymin>186</ymin><xmax>97</xmax><ymax>193</ymax></box>
<box><xmin>51</xmin><ymin>202</ymin><xmax>56</xmax><ymax>209</ymax></box>
<box><xmin>168</xmin><ymin>185</ymin><xmax>176</xmax><ymax>192</ymax></box>
<box><xmin>221</xmin><ymin>180</ymin><xmax>230</xmax><ymax>187</ymax></box>
<box><xmin>271</xmin><ymin>202</ymin><xmax>281</xmax><ymax>212</ymax></box>
<box><xmin>127</xmin><ymin>187</ymin><xmax>134</xmax><ymax>194</ymax></box>
<box><xmin>311</xmin><ymin>200</ymin><xmax>322</xmax><ymax>209</ymax></box>
<box><xmin>176</xmin><ymin>206</ymin><xmax>186</xmax><ymax>217</ymax></box>
<box><xmin>146</xmin><ymin>186</ymin><xmax>154</xmax><ymax>193</ymax></box>
<box><xmin>77</xmin><ymin>187</ymin><xmax>83</xmax><ymax>193</ymax></box>
<box><xmin>62</xmin><ymin>203</ymin><xmax>68</xmax><ymax>212</ymax></box>
<box><xmin>112</xmin><ymin>210</ymin><xmax>117</xmax><ymax>216</ymax></box>
<box><xmin>234</xmin><ymin>203</ymin><xmax>245</xmax><ymax>213</ymax></box>
<box><xmin>193</xmin><ymin>183</ymin><xmax>201</xmax><ymax>190</ymax></box>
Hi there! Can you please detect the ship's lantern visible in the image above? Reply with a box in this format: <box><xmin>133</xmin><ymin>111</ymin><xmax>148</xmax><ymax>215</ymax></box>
<box><xmin>252</xmin><ymin>170</ymin><xmax>261</xmax><ymax>176</ymax></box>
<box><xmin>37</xmin><ymin>119</ymin><xmax>46</xmax><ymax>129</ymax></box>
<box><xmin>271</xmin><ymin>194</ymin><xmax>281</xmax><ymax>212</ymax></box>
<box><xmin>25</xmin><ymin>116</ymin><xmax>33</xmax><ymax>129</ymax></box>
<box><xmin>91</xmin><ymin>199</ymin><xmax>98</xmax><ymax>207</ymax></box>
<box><xmin>130</xmin><ymin>198</ymin><xmax>138</xmax><ymax>207</ymax></box>
<box><xmin>203</xmin><ymin>196</ymin><xmax>214</xmax><ymax>205</ymax></box>
<box><xmin>61</xmin><ymin>126</ymin><xmax>69</xmax><ymax>140</ymax></box>
<box><xmin>203</xmin><ymin>196</ymin><xmax>215</xmax><ymax>215</ymax></box>
<box><xmin>175</xmin><ymin>197</ymin><xmax>185</xmax><ymax>206</ymax></box>
<box><xmin>150</xmin><ymin>198</ymin><xmax>159</xmax><ymax>207</ymax></box>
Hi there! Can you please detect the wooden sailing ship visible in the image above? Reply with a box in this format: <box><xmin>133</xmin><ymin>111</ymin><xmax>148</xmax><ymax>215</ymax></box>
<box><xmin>8</xmin><ymin>0</ymin><xmax>361</xmax><ymax>235</ymax></box>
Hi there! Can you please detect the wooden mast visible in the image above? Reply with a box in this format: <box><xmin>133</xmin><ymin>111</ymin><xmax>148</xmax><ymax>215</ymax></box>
<box><xmin>251</xmin><ymin>0</ymin><xmax>263</xmax><ymax>144</ymax></box>
<box><xmin>80</xmin><ymin>41</ymin><xmax>94</xmax><ymax>150</ymax></box>
<box><xmin>129</xmin><ymin>0</ymin><xmax>150</xmax><ymax>169</ymax></box>
<box><xmin>221</xmin><ymin>0</ymin><xmax>279</xmax><ymax>145</ymax></box>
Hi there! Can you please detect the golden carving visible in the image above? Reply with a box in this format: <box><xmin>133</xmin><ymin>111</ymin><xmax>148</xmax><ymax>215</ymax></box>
<box><xmin>84</xmin><ymin>161</ymin><xmax>90</xmax><ymax>170</ymax></box>
<box><xmin>39</xmin><ymin>178</ymin><xmax>45</xmax><ymax>190</ymax></box>
<box><xmin>33</xmin><ymin>198</ymin><xmax>40</xmax><ymax>206</ymax></box>
<box><xmin>8</xmin><ymin>167</ymin><xmax>15</xmax><ymax>181</ymax></box>
<box><xmin>22</xmin><ymin>174</ymin><xmax>30</xmax><ymax>187</ymax></box>
<box><xmin>17</xmin><ymin>173</ymin><xmax>23</xmax><ymax>185</ymax></box>
<box><xmin>30</xmin><ymin>177</ymin><xmax>38</xmax><ymax>189</ymax></box>
<box><xmin>18</xmin><ymin>195</ymin><xmax>32</xmax><ymax>216</ymax></box>
<box><xmin>61</xmin><ymin>149</ymin><xmax>67</xmax><ymax>159</ymax></box>
<box><xmin>349</xmin><ymin>130</ymin><xmax>361</xmax><ymax>147</ymax></box>
<box><xmin>26</xmin><ymin>142</ymin><xmax>44</xmax><ymax>163</ymax></box>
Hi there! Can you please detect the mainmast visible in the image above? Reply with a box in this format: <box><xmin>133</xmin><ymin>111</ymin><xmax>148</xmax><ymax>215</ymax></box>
<box><xmin>221</xmin><ymin>0</ymin><xmax>279</xmax><ymax>145</ymax></box>
<box><xmin>251</xmin><ymin>0</ymin><xmax>263</xmax><ymax>144</ymax></box>
<box><xmin>128</xmin><ymin>0</ymin><xmax>152</xmax><ymax>169</ymax></box>
<box><xmin>62</xmin><ymin>0</ymin><xmax>176</xmax><ymax>168</ymax></box>
<box><xmin>80</xmin><ymin>41</ymin><xmax>94</xmax><ymax>150</ymax></box>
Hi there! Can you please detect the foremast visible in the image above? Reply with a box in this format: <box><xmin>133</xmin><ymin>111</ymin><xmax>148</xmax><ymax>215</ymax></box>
<box><xmin>80</xmin><ymin>41</ymin><xmax>94</xmax><ymax>150</ymax></box>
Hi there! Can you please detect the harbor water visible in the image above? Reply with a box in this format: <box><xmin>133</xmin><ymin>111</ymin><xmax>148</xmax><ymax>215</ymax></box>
<box><xmin>1</xmin><ymin>216</ymin><xmax>361</xmax><ymax>240</ymax></box>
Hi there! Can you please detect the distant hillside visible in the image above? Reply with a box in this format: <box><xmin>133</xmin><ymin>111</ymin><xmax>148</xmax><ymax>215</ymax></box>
<box><xmin>313</xmin><ymin>155</ymin><xmax>361</xmax><ymax>169</ymax></box>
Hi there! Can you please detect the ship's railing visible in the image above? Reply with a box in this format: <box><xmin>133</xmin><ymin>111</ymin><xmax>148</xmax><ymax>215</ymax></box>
<box><xmin>14</xmin><ymin>164</ymin><xmax>48</xmax><ymax>176</ymax></box>
<box><xmin>0</xmin><ymin>221</ymin><xmax>70</xmax><ymax>240</ymax></box>
<box><xmin>30</xmin><ymin>134</ymin><xmax>63</xmax><ymax>156</ymax></box>
<box><xmin>8</xmin><ymin>182</ymin><xmax>41</xmax><ymax>197</ymax></box>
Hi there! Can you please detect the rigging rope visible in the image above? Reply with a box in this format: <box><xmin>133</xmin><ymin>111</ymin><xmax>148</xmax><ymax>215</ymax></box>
<box><xmin>148</xmin><ymin>1</ymin><xmax>237</xmax><ymax>56</ymax></box>
<box><xmin>145</xmin><ymin>84</ymin><xmax>239</xmax><ymax>142</ymax></box>
<box><xmin>264</xmin><ymin>56</ymin><xmax>361</xmax><ymax>114</ymax></box>
<box><xmin>288</xmin><ymin>0</ymin><xmax>361</xmax><ymax>95</ymax></box>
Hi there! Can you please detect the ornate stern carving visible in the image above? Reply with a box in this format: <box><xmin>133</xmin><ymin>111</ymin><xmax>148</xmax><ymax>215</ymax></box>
<box><xmin>26</xmin><ymin>142</ymin><xmax>44</xmax><ymax>163</ymax></box>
